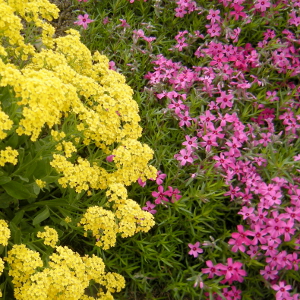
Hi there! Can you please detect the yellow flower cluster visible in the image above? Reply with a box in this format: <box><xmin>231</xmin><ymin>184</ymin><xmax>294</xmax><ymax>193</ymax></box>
<box><xmin>0</xmin><ymin>108</ymin><xmax>13</xmax><ymax>139</ymax></box>
<box><xmin>0</xmin><ymin>0</ymin><xmax>157</xmax><ymax>192</ymax></box>
<box><xmin>79</xmin><ymin>206</ymin><xmax>118</xmax><ymax>250</ymax></box>
<box><xmin>35</xmin><ymin>179</ymin><xmax>46</xmax><ymax>188</ymax></box>
<box><xmin>0</xmin><ymin>219</ymin><xmax>10</xmax><ymax>246</ymax></box>
<box><xmin>5</xmin><ymin>244</ymin><xmax>43</xmax><ymax>287</ymax></box>
<box><xmin>0</xmin><ymin>146</ymin><xmax>18</xmax><ymax>166</ymax></box>
<box><xmin>37</xmin><ymin>226</ymin><xmax>59</xmax><ymax>248</ymax></box>
<box><xmin>5</xmin><ymin>245</ymin><xmax>125</xmax><ymax>300</ymax></box>
<box><xmin>79</xmin><ymin>185</ymin><xmax>155</xmax><ymax>247</ymax></box>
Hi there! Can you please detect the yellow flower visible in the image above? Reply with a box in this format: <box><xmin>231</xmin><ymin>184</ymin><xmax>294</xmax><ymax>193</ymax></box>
<box><xmin>35</xmin><ymin>179</ymin><xmax>46</xmax><ymax>189</ymax></box>
<box><xmin>0</xmin><ymin>219</ymin><xmax>10</xmax><ymax>246</ymax></box>
<box><xmin>37</xmin><ymin>226</ymin><xmax>59</xmax><ymax>248</ymax></box>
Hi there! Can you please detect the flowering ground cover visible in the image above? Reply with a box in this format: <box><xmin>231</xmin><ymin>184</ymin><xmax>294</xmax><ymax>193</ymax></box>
<box><xmin>0</xmin><ymin>0</ymin><xmax>300</xmax><ymax>299</ymax></box>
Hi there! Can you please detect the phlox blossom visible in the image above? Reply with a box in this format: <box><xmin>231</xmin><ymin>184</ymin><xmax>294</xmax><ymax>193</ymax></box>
<box><xmin>188</xmin><ymin>242</ymin><xmax>203</xmax><ymax>258</ymax></box>
<box><xmin>74</xmin><ymin>14</ymin><xmax>94</xmax><ymax>30</ymax></box>
<box><xmin>142</xmin><ymin>201</ymin><xmax>157</xmax><ymax>214</ymax></box>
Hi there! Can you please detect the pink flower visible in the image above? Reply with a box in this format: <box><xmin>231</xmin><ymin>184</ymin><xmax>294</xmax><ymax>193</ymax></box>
<box><xmin>78</xmin><ymin>0</ymin><xmax>88</xmax><ymax>2</ymax></box>
<box><xmin>188</xmin><ymin>242</ymin><xmax>203</xmax><ymax>258</ymax></box>
<box><xmin>137</xmin><ymin>178</ymin><xmax>146</xmax><ymax>187</ymax></box>
<box><xmin>216</xmin><ymin>91</ymin><xmax>234</xmax><ymax>109</ymax></box>
<box><xmin>106</xmin><ymin>155</ymin><xmax>115</xmax><ymax>162</ymax></box>
<box><xmin>156</xmin><ymin>171</ymin><xmax>167</xmax><ymax>185</ymax></box>
<box><xmin>102</xmin><ymin>17</ymin><xmax>110</xmax><ymax>25</ymax></box>
<box><xmin>206</xmin><ymin>9</ymin><xmax>221</xmax><ymax>24</ymax></box>
<box><xmin>142</xmin><ymin>201</ymin><xmax>157</xmax><ymax>214</ymax></box>
<box><xmin>254</xmin><ymin>0</ymin><xmax>271</xmax><ymax>12</ymax></box>
<box><xmin>152</xmin><ymin>185</ymin><xmax>169</xmax><ymax>204</ymax></box>
<box><xmin>174</xmin><ymin>149</ymin><xmax>194</xmax><ymax>166</ymax></box>
<box><xmin>74</xmin><ymin>14</ymin><xmax>94</xmax><ymax>30</ymax></box>
<box><xmin>260</xmin><ymin>265</ymin><xmax>278</xmax><ymax>280</ymax></box>
<box><xmin>119</xmin><ymin>19</ymin><xmax>130</xmax><ymax>28</ymax></box>
<box><xmin>272</xmin><ymin>282</ymin><xmax>292</xmax><ymax>299</ymax></box>
<box><xmin>202</xmin><ymin>260</ymin><xmax>223</xmax><ymax>278</ymax></box>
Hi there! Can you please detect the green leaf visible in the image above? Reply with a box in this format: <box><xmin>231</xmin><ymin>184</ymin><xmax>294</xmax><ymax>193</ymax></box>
<box><xmin>0</xmin><ymin>176</ymin><xmax>11</xmax><ymax>185</ymax></box>
<box><xmin>0</xmin><ymin>192</ymin><xmax>15</xmax><ymax>208</ymax></box>
<box><xmin>9</xmin><ymin>221</ymin><xmax>21</xmax><ymax>244</ymax></box>
<box><xmin>2</xmin><ymin>181</ymin><xmax>36</xmax><ymax>199</ymax></box>
<box><xmin>32</xmin><ymin>206</ymin><xmax>50</xmax><ymax>226</ymax></box>
<box><xmin>11</xmin><ymin>210</ymin><xmax>25</xmax><ymax>226</ymax></box>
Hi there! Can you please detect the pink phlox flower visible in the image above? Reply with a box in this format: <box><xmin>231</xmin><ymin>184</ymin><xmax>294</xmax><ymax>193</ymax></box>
<box><xmin>228</xmin><ymin>225</ymin><xmax>252</xmax><ymax>252</ymax></box>
<box><xmin>156</xmin><ymin>171</ymin><xmax>167</xmax><ymax>185</ymax></box>
<box><xmin>290</xmin><ymin>188</ymin><xmax>300</xmax><ymax>206</ymax></box>
<box><xmin>217</xmin><ymin>258</ymin><xmax>247</xmax><ymax>284</ymax></box>
<box><xmin>287</xmin><ymin>252</ymin><xmax>300</xmax><ymax>271</ymax></box>
<box><xmin>224</xmin><ymin>185</ymin><xmax>242</xmax><ymax>201</ymax></box>
<box><xmin>213</xmin><ymin>152</ymin><xmax>234</xmax><ymax>169</ymax></box>
<box><xmin>258</xmin><ymin>132</ymin><xmax>272</xmax><ymax>147</ymax></box>
<box><xmin>199</xmin><ymin>134</ymin><xmax>218</xmax><ymax>152</ymax></box>
<box><xmin>74</xmin><ymin>14</ymin><xmax>94</xmax><ymax>29</ymax></box>
<box><xmin>201</xmin><ymin>260</ymin><xmax>223</xmax><ymax>278</ymax></box>
<box><xmin>152</xmin><ymin>185</ymin><xmax>169</xmax><ymax>204</ymax></box>
<box><xmin>174</xmin><ymin>148</ymin><xmax>194</xmax><ymax>166</ymax></box>
<box><xmin>254</xmin><ymin>0</ymin><xmax>271</xmax><ymax>12</ymax></box>
<box><xmin>264</xmin><ymin>190</ymin><xmax>283</xmax><ymax>206</ymax></box>
<box><xmin>102</xmin><ymin>16</ymin><xmax>110</xmax><ymax>25</ymax></box>
<box><xmin>282</xmin><ymin>219</ymin><xmax>296</xmax><ymax>242</ymax></box>
<box><xmin>206</xmin><ymin>123</ymin><xmax>225</xmax><ymax>139</ymax></box>
<box><xmin>282</xmin><ymin>207</ymin><xmax>300</xmax><ymax>223</ymax></box>
<box><xmin>164</xmin><ymin>186</ymin><xmax>182</xmax><ymax>202</ymax></box>
<box><xmin>106</xmin><ymin>155</ymin><xmax>115</xmax><ymax>162</ymax></box>
<box><xmin>206</xmin><ymin>9</ymin><xmax>221</xmax><ymax>23</ymax></box>
<box><xmin>272</xmin><ymin>281</ymin><xmax>292</xmax><ymax>299</ymax></box>
<box><xmin>108</xmin><ymin>61</ymin><xmax>116</xmax><ymax>71</ymax></box>
<box><xmin>168</xmin><ymin>99</ymin><xmax>187</xmax><ymax>114</ymax></box>
<box><xmin>261</xmin><ymin>239</ymin><xmax>280</xmax><ymax>257</ymax></box>
<box><xmin>142</xmin><ymin>201</ymin><xmax>157</xmax><ymax>214</ymax></box>
<box><xmin>188</xmin><ymin>242</ymin><xmax>203</xmax><ymax>258</ymax></box>
<box><xmin>137</xmin><ymin>178</ymin><xmax>146</xmax><ymax>187</ymax></box>
<box><xmin>260</xmin><ymin>265</ymin><xmax>278</xmax><ymax>280</ymax></box>
<box><xmin>266</xmin><ymin>217</ymin><xmax>285</xmax><ymax>238</ymax></box>
<box><xmin>78</xmin><ymin>0</ymin><xmax>88</xmax><ymax>2</ymax></box>
<box><xmin>175</xmin><ymin>37</ymin><xmax>189</xmax><ymax>51</ymax></box>
<box><xmin>199</xmin><ymin>110</ymin><xmax>216</xmax><ymax>125</ymax></box>
<box><xmin>216</xmin><ymin>91</ymin><xmax>234</xmax><ymax>109</ymax></box>
<box><xmin>205</xmin><ymin>23</ymin><xmax>221</xmax><ymax>37</ymax></box>
<box><xmin>238</xmin><ymin>206</ymin><xmax>255</xmax><ymax>220</ymax></box>
<box><xmin>247</xmin><ymin>224</ymin><xmax>269</xmax><ymax>245</ymax></box>
<box><xmin>178</xmin><ymin>111</ymin><xmax>193</xmax><ymax>127</ymax></box>
<box><xmin>263</xmin><ymin>29</ymin><xmax>276</xmax><ymax>40</ymax></box>
<box><xmin>246</xmin><ymin>245</ymin><xmax>260</xmax><ymax>258</ymax></box>
<box><xmin>258</xmin><ymin>182</ymin><xmax>280</xmax><ymax>196</ymax></box>
<box><xmin>119</xmin><ymin>19</ymin><xmax>130</xmax><ymax>28</ymax></box>
<box><xmin>230</xmin><ymin>4</ymin><xmax>247</xmax><ymax>20</ymax></box>
<box><xmin>182</xmin><ymin>135</ymin><xmax>198</xmax><ymax>150</ymax></box>
<box><xmin>210</xmin><ymin>53</ymin><xmax>228</xmax><ymax>68</ymax></box>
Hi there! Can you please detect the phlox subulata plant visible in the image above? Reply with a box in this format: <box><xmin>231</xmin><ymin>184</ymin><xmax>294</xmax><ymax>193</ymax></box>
<box><xmin>78</xmin><ymin>0</ymin><xmax>300</xmax><ymax>299</ymax></box>
<box><xmin>0</xmin><ymin>0</ymin><xmax>158</xmax><ymax>299</ymax></box>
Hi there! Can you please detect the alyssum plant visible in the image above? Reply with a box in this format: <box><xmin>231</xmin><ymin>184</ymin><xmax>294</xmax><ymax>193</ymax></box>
<box><xmin>0</xmin><ymin>0</ymin><xmax>157</xmax><ymax>299</ymax></box>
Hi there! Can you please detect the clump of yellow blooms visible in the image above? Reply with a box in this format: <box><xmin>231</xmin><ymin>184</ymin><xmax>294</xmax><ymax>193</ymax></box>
<box><xmin>5</xmin><ymin>245</ymin><xmax>125</xmax><ymax>300</ymax></box>
<box><xmin>0</xmin><ymin>219</ymin><xmax>11</xmax><ymax>246</ymax></box>
<box><xmin>35</xmin><ymin>179</ymin><xmax>46</xmax><ymax>188</ymax></box>
<box><xmin>79</xmin><ymin>184</ymin><xmax>155</xmax><ymax>246</ymax></box>
<box><xmin>37</xmin><ymin>226</ymin><xmax>59</xmax><ymax>248</ymax></box>
<box><xmin>79</xmin><ymin>206</ymin><xmax>118</xmax><ymax>250</ymax></box>
<box><xmin>0</xmin><ymin>146</ymin><xmax>18</xmax><ymax>166</ymax></box>
<box><xmin>0</xmin><ymin>0</ymin><xmax>157</xmax><ymax>298</ymax></box>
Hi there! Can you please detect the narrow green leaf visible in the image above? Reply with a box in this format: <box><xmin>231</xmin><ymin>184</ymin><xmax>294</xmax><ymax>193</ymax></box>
<box><xmin>2</xmin><ymin>181</ymin><xmax>36</xmax><ymax>199</ymax></box>
<box><xmin>32</xmin><ymin>206</ymin><xmax>50</xmax><ymax>226</ymax></box>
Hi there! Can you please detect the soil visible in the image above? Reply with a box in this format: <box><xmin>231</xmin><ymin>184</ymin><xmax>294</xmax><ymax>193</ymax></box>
<box><xmin>48</xmin><ymin>0</ymin><xmax>78</xmax><ymax>37</ymax></box>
